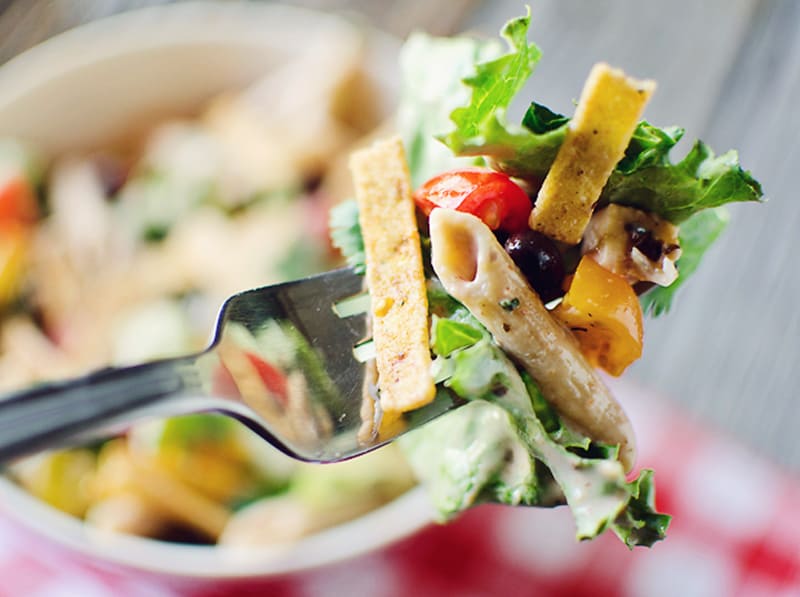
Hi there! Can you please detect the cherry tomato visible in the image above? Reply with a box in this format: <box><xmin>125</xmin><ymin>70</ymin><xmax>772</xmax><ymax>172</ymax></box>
<box><xmin>212</xmin><ymin>353</ymin><xmax>289</xmax><ymax>406</ymax></box>
<box><xmin>0</xmin><ymin>176</ymin><xmax>38</xmax><ymax>227</ymax></box>
<box><xmin>552</xmin><ymin>256</ymin><xmax>643</xmax><ymax>376</ymax></box>
<box><xmin>413</xmin><ymin>168</ymin><xmax>531</xmax><ymax>233</ymax></box>
<box><xmin>244</xmin><ymin>352</ymin><xmax>289</xmax><ymax>405</ymax></box>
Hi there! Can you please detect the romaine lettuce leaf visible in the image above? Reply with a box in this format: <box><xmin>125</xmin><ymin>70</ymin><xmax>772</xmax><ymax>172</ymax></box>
<box><xmin>447</xmin><ymin>102</ymin><xmax>565</xmax><ymax>181</ymax></box>
<box><xmin>640</xmin><ymin>206</ymin><xmax>730</xmax><ymax>316</ymax></box>
<box><xmin>329</xmin><ymin>199</ymin><xmax>366</xmax><ymax>274</ymax></box>
<box><xmin>521</xmin><ymin>371</ymin><xmax>590</xmax><ymax>450</ymax></box>
<box><xmin>440</xmin><ymin>13</ymin><xmax>541</xmax><ymax>154</ymax></box>
<box><xmin>400</xmin><ymin>401</ymin><xmax>543</xmax><ymax>519</ymax></box>
<box><xmin>601</xmin><ymin>141</ymin><xmax>763</xmax><ymax>223</ymax></box>
<box><xmin>616</xmin><ymin>121</ymin><xmax>685</xmax><ymax>174</ymax></box>
<box><xmin>403</xmin><ymin>313</ymin><xmax>670</xmax><ymax>546</ymax></box>
<box><xmin>398</xmin><ymin>29</ymin><xmax>503</xmax><ymax>186</ymax></box>
<box><xmin>399</xmin><ymin>14</ymin><xmax>762</xmax><ymax>321</ymax></box>
<box><xmin>611</xmin><ymin>469</ymin><xmax>672</xmax><ymax>548</ymax></box>
<box><xmin>436</xmin><ymin>14</ymin><xmax>556</xmax><ymax>181</ymax></box>
<box><xmin>431</xmin><ymin>315</ymin><xmax>485</xmax><ymax>356</ymax></box>
<box><xmin>430</xmin><ymin>15</ymin><xmax>763</xmax><ymax>226</ymax></box>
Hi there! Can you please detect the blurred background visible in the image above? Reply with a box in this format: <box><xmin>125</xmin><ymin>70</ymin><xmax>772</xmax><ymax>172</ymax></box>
<box><xmin>3</xmin><ymin>0</ymin><xmax>793</xmax><ymax>472</ymax></box>
<box><xmin>0</xmin><ymin>1</ymin><xmax>798</xmax><ymax>595</ymax></box>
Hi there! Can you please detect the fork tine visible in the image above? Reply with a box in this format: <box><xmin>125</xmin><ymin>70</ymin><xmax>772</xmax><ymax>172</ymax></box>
<box><xmin>221</xmin><ymin>269</ymin><xmax>368</xmax><ymax>396</ymax></box>
<box><xmin>209</xmin><ymin>268</ymin><xmax>378</xmax><ymax>460</ymax></box>
<box><xmin>0</xmin><ymin>267</ymin><xmax>457</xmax><ymax>463</ymax></box>
<box><xmin>208</xmin><ymin>267</ymin><xmax>461</xmax><ymax>462</ymax></box>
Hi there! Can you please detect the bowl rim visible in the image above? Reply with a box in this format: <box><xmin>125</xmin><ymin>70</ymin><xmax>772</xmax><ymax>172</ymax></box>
<box><xmin>0</xmin><ymin>1</ymin><xmax>383</xmax><ymax>108</ymax></box>
<box><xmin>0</xmin><ymin>0</ymin><xmax>432</xmax><ymax>579</ymax></box>
<box><xmin>0</xmin><ymin>475</ymin><xmax>433</xmax><ymax>578</ymax></box>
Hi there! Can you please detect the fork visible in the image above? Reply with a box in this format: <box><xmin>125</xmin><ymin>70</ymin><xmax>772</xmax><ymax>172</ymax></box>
<box><xmin>0</xmin><ymin>267</ymin><xmax>456</xmax><ymax>464</ymax></box>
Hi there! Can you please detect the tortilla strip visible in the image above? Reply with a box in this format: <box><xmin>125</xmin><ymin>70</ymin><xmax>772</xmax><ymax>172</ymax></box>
<box><xmin>529</xmin><ymin>63</ymin><xmax>655</xmax><ymax>244</ymax></box>
<box><xmin>429</xmin><ymin>209</ymin><xmax>636</xmax><ymax>471</ymax></box>
<box><xmin>349</xmin><ymin>136</ymin><xmax>435</xmax><ymax>413</ymax></box>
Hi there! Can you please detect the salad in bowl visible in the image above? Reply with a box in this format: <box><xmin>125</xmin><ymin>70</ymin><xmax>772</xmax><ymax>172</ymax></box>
<box><xmin>0</xmin><ymin>2</ymin><xmax>427</xmax><ymax>577</ymax></box>
<box><xmin>0</xmin><ymin>2</ymin><xmax>762</xmax><ymax>579</ymax></box>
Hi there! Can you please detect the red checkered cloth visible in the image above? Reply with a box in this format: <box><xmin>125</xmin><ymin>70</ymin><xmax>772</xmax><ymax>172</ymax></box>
<box><xmin>2</xmin><ymin>382</ymin><xmax>799</xmax><ymax>597</ymax></box>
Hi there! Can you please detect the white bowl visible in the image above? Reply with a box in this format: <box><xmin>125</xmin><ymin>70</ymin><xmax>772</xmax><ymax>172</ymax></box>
<box><xmin>0</xmin><ymin>1</ymin><xmax>433</xmax><ymax>586</ymax></box>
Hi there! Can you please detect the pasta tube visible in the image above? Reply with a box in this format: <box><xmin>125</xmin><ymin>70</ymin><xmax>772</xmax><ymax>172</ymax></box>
<box><xmin>429</xmin><ymin>208</ymin><xmax>636</xmax><ymax>471</ymax></box>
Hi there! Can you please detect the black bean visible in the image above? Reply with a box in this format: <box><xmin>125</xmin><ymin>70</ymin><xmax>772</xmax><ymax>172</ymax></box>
<box><xmin>624</xmin><ymin>222</ymin><xmax>664</xmax><ymax>262</ymax></box>
<box><xmin>504</xmin><ymin>230</ymin><xmax>565</xmax><ymax>303</ymax></box>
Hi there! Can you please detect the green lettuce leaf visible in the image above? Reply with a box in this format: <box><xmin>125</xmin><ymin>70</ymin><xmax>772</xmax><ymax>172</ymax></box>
<box><xmin>431</xmin><ymin>315</ymin><xmax>485</xmax><ymax>356</ymax></box>
<box><xmin>426</xmin><ymin>15</ymin><xmax>763</xmax><ymax>226</ymax></box>
<box><xmin>600</xmin><ymin>141</ymin><xmax>763</xmax><ymax>223</ymax></box>
<box><xmin>398</xmin><ymin>29</ymin><xmax>503</xmax><ymax>186</ymax></box>
<box><xmin>616</xmin><ymin>121</ymin><xmax>685</xmax><ymax>174</ymax></box>
<box><xmin>640</xmin><ymin>206</ymin><xmax>730</xmax><ymax>316</ymax></box>
<box><xmin>400</xmin><ymin>400</ymin><xmax>544</xmax><ymax>519</ymax></box>
<box><xmin>442</xmin><ymin>13</ymin><xmax>541</xmax><ymax>146</ymax></box>
<box><xmin>611</xmin><ymin>469</ymin><xmax>672</xmax><ymax>548</ymax></box>
<box><xmin>329</xmin><ymin>199</ymin><xmax>366</xmax><ymax>274</ymax></box>
<box><xmin>437</xmin><ymin>14</ymin><xmax>554</xmax><ymax>180</ymax></box>
<box><xmin>521</xmin><ymin>371</ymin><xmax>590</xmax><ymax>450</ymax></box>
<box><xmin>404</xmin><ymin>312</ymin><xmax>670</xmax><ymax>546</ymax></box>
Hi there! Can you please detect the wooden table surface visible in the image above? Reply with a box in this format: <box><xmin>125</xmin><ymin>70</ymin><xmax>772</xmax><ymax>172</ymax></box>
<box><xmin>1</xmin><ymin>0</ymin><xmax>798</xmax><ymax>472</ymax></box>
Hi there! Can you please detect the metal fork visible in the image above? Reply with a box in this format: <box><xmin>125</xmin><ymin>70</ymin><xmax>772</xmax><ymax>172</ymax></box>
<box><xmin>0</xmin><ymin>268</ymin><xmax>455</xmax><ymax>463</ymax></box>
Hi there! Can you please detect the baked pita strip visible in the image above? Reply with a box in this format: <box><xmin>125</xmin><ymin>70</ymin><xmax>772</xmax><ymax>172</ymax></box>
<box><xmin>430</xmin><ymin>209</ymin><xmax>636</xmax><ymax>471</ymax></box>
<box><xmin>349</xmin><ymin>136</ymin><xmax>436</xmax><ymax>413</ymax></box>
<box><xmin>529</xmin><ymin>63</ymin><xmax>655</xmax><ymax>245</ymax></box>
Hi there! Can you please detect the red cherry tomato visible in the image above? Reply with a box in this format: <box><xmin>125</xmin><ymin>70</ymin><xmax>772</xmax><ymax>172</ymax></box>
<box><xmin>413</xmin><ymin>168</ymin><xmax>531</xmax><ymax>233</ymax></box>
<box><xmin>0</xmin><ymin>176</ymin><xmax>38</xmax><ymax>227</ymax></box>
<box><xmin>244</xmin><ymin>352</ymin><xmax>289</xmax><ymax>405</ymax></box>
<box><xmin>0</xmin><ymin>177</ymin><xmax>36</xmax><ymax>308</ymax></box>
<box><xmin>213</xmin><ymin>353</ymin><xmax>289</xmax><ymax>406</ymax></box>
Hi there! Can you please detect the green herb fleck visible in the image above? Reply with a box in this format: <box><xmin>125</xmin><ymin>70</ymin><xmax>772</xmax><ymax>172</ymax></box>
<box><xmin>499</xmin><ymin>298</ymin><xmax>520</xmax><ymax>311</ymax></box>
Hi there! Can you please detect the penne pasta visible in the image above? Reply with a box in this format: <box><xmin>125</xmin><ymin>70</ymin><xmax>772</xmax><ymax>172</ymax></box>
<box><xmin>429</xmin><ymin>209</ymin><xmax>636</xmax><ymax>471</ymax></box>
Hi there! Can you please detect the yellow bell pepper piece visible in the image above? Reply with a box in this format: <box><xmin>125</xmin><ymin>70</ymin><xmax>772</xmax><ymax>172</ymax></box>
<box><xmin>553</xmin><ymin>256</ymin><xmax>643</xmax><ymax>376</ymax></box>
<box><xmin>0</xmin><ymin>223</ymin><xmax>29</xmax><ymax>308</ymax></box>
<box><xmin>11</xmin><ymin>449</ymin><xmax>97</xmax><ymax>518</ymax></box>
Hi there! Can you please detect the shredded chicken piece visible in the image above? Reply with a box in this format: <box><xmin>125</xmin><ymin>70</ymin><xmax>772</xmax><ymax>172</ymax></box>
<box><xmin>582</xmin><ymin>204</ymin><xmax>681</xmax><ymax>287</ymax></box>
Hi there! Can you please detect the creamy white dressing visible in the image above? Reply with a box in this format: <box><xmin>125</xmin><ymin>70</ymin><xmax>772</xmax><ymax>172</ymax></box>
<box><xmin>400</xmin><ymin>401</ymin><xmax>534</xmax><ymax>518</ymax></box>
<box><xmin>495</xmin><ymin>366</ymin><xmax>631</xmax><ymax>537</ymax></box>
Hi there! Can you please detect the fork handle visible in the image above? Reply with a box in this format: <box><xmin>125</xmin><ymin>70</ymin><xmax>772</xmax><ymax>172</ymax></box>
<box><xmin>0</xmin><ymin>357</ymin><xmax>200</xmax><ymax>463</ymax></box>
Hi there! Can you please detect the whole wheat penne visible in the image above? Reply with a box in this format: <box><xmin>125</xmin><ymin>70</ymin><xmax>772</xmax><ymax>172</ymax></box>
<box><xmin>429</xmin><ymin>208</ymin><xmax>636</xmax><ymax>471</ymax></box>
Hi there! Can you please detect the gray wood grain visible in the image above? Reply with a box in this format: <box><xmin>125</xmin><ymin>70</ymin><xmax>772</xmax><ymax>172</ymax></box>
<box><xmin>632</xmin><ymin>0</ymin><xmax>800</xmax><ymax>471</ymax></box>
<box><xmin>1</xmin><ymin>0</ymin><xmax>798</xmax><ymax>472</ymax></box>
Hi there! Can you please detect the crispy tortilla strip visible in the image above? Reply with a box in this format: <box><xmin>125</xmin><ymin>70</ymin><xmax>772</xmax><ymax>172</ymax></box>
<box><xmin>349</xmin><ymin>136</ymin><xmax>435</xmax><ymax>413</ymax></box>
<box><xmin>429</xmin><ymin>209</ymin><xmax>636</xmax><ymax>471</ymax></box>
<box><xmin>529</xmin><ymin>63</ymin><xmax>655</xmax><ymax>244</ymax></box>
